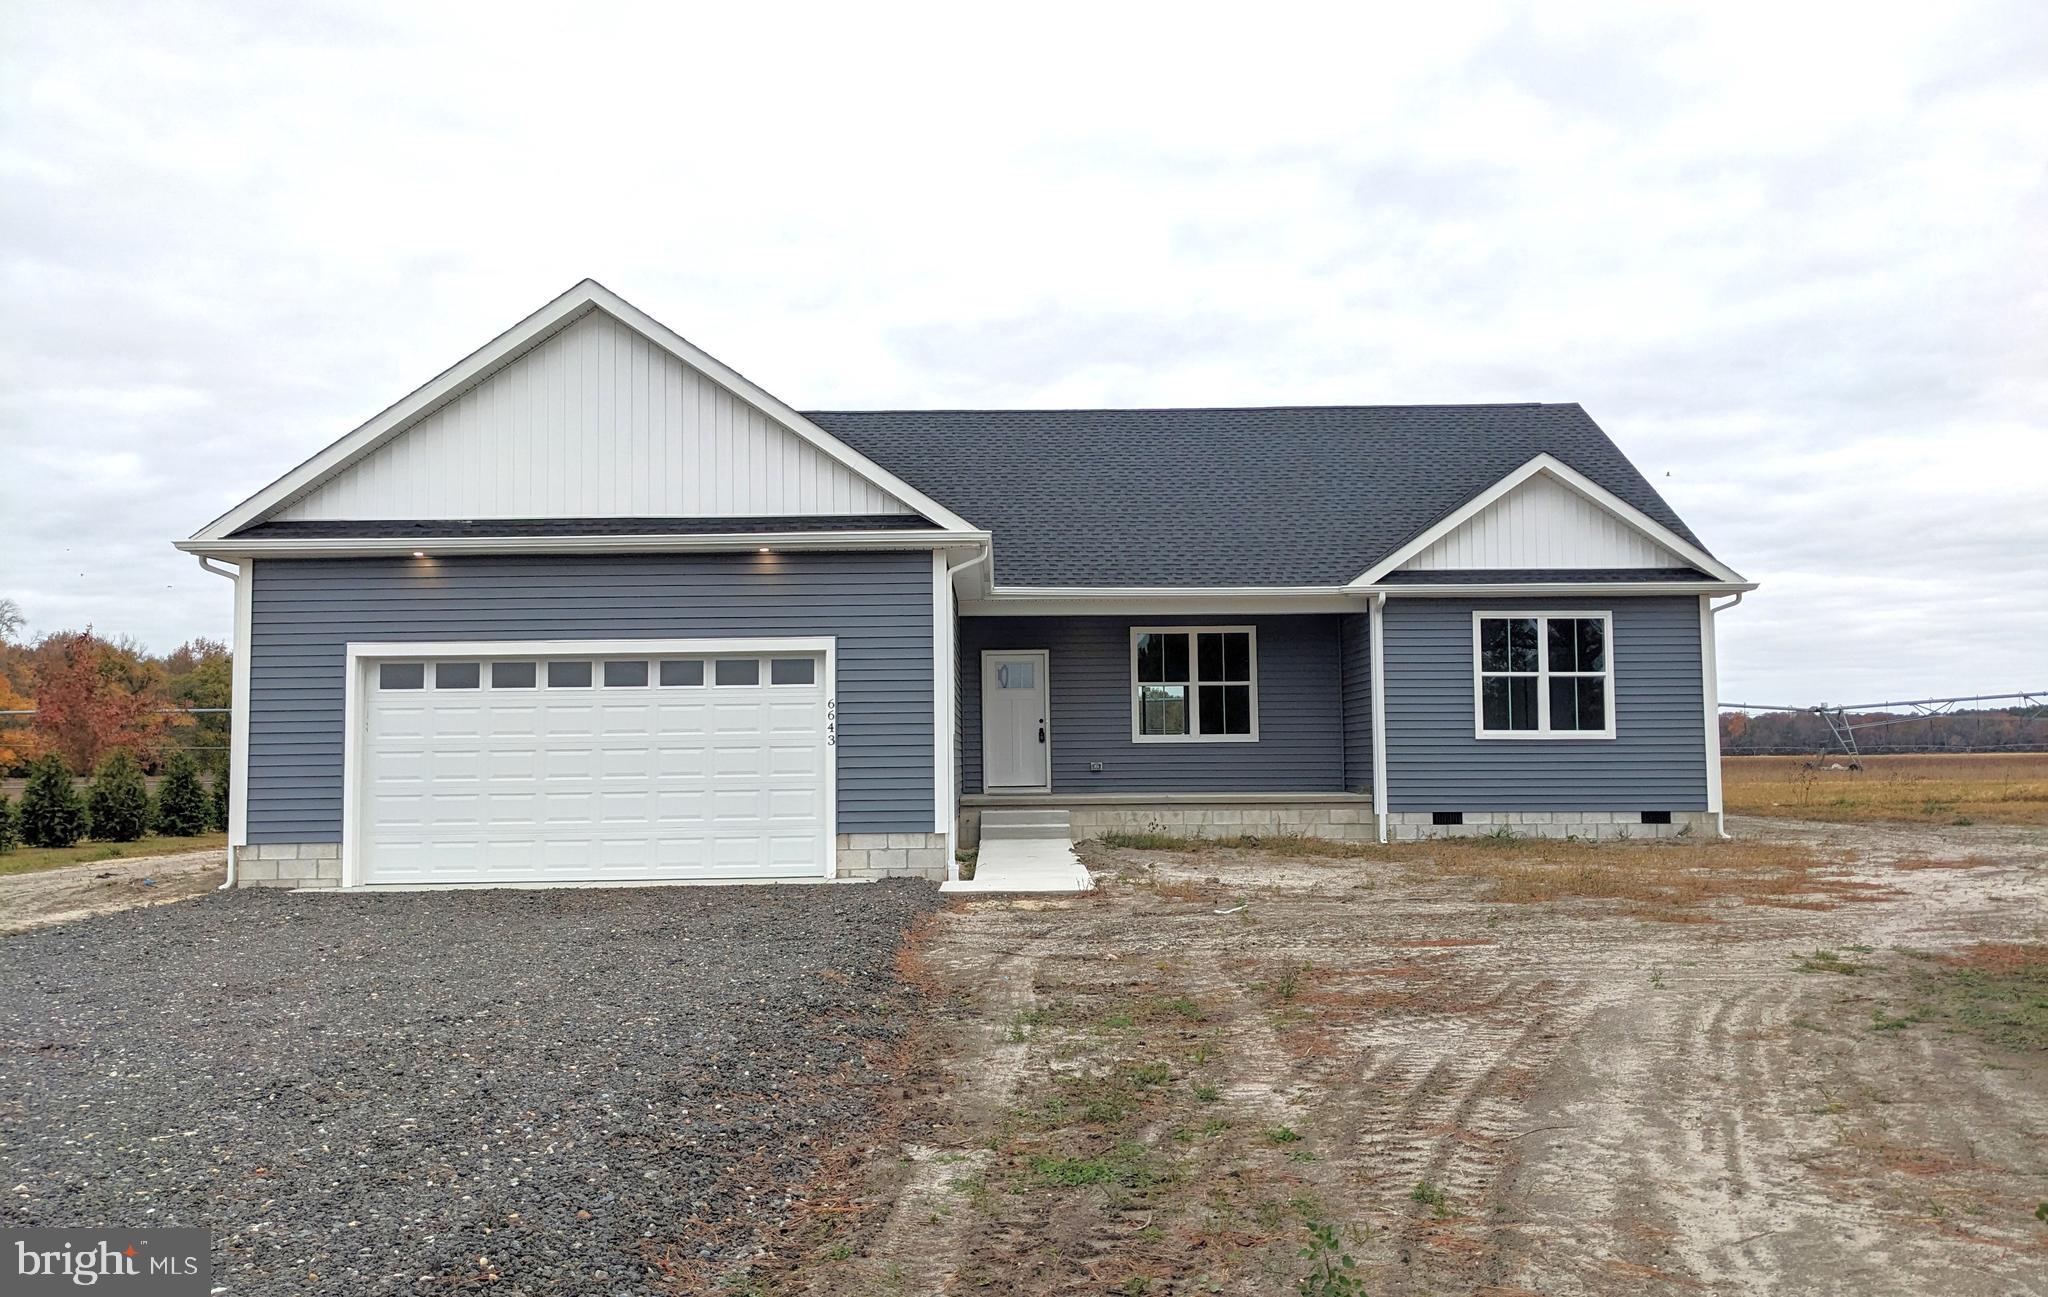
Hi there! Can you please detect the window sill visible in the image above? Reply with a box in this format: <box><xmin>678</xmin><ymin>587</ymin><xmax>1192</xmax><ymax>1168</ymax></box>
<box><xmin>1474</xmin><ymin>729</ymin><xmax>1617</xmax><ymax>741</ymax></box>
<box><xmin>1132</xmin><ymin>733</ymin><xmax>1261</xmax><ymax>745</ymax></box>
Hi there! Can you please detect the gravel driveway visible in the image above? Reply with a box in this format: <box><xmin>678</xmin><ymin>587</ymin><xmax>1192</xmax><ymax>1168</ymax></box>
<box><xmin>0</xmin><ymin>882</ymin><xmax>941</xmax><ymax>1294</ymax></box>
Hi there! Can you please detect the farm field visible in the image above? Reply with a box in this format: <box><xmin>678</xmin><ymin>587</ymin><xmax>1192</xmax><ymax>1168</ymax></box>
<box><xmin>1724</xmin><ymin>752</ymin><xmax>2048</xmax><ymax>826</ymax></box>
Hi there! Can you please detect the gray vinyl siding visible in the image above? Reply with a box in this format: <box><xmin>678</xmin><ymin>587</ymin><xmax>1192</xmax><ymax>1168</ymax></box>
<box><xmin>246</xmin><ymin>551</ymin><xmax>934</xmax><ymax>842</ymax></box>
<box><xmin>1383</xmin><ymin>596</ymin><xmax>1707</xmax><ymax>811</ymax></box>
<box><xmin>958</xmin><ymin>616</ymin><xmax>1345</xmax><ymax>795</ymax></box>
<box><xmin>1338</xmin><ymin>612</ymin><xmax>1373</xmax><ymax>793</ymax></box>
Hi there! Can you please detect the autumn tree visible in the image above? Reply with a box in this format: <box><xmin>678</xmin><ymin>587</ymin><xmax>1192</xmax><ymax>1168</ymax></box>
<box><xmin>26</xmin><ymin>630</ymin><xmax>178</xmax><ymax>772</ymax></box>
<box><xmin>0</xmin><ymin>673</ymin><xmax>33</xmax><ymax>770</ymax></box>
<box><xmin>165</xmin><ymin>638</ymin><xmax>232</xmax><ymax>775</ymax></box>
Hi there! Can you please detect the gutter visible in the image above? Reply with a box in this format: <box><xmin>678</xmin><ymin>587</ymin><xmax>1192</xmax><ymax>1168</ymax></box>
<box><xmin>1706</xmin><ymin>591</ymin><xmax>1745</xmax><ymax>840</ymax></box>
<box><xmin>1371</xmin><ymin>591</ymin><xmax>1389</xmax><ymax>844</ymax></box>
<box><xmin>174</xmin><ymin>528</ymin><xmax>993</xmax><ymax>561</ymax></box>
<box><xmin>195</xmin><ymin>556</ymin><xmax>242</xmax><ymax>890</ymax></box>
<box><xmin>939</xmin><ymin>542</ymin><xmax>994</xmax><ymax>884</ymax></box>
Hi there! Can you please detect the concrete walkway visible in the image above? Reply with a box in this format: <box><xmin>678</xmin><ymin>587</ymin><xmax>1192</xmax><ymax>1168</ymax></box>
<box><xmin>941</xmin><ymin>838</ymin><xmax>1095</xmax><ymax>894</ymax></box>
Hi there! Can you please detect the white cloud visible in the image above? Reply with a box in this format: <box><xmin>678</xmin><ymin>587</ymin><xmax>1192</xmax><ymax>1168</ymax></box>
<box><xmin>0</xmin><ymin>0</ymin><xmax>2042</xmax><ymax>704</ymax></box>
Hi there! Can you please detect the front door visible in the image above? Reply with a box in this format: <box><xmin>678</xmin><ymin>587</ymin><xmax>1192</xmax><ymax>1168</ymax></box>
<box><xmin>982</xmin><ymin>650</ymin><xmax>1050</xmax><ymax>791</ymax></box>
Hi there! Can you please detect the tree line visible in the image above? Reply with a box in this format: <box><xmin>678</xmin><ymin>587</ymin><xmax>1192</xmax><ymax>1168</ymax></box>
<box><xmin>0</xmin><ymin>598</ymin><xmax>230</xmax><ymax>852</ymax></box>
<box><xmin>1720</xmin><ymin>705</ymin><xmax>2048</xmax><ymax>755</ymax></box>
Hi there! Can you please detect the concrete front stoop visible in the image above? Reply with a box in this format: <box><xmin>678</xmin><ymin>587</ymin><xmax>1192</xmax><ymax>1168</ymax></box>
<box><xmin>942</xmin><ymin>809</ymin><xmax>1093</xmax><ymax>894</ymax></box>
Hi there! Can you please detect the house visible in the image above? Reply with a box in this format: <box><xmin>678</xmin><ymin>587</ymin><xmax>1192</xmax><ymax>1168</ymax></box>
<box><xmin>176</xmin><ymin>280</ymin><xmax>1755</xmax><ymax>889</ymax></box>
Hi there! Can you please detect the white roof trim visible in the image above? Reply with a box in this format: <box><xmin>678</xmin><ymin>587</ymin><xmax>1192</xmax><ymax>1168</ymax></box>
<box><xmin>1347</xmin><ymin>453</ymin><xmax>1746</xmax><ymax>587</ymax></box>
<box><xmin>191</xmin><ymin>280</ymin><xmax>979</xmax><ymax>541</ymax></box>
<box><xmin>174</xmin><ymin>528</ymin><xmax>990</xmax><ymax>561</ymax></box>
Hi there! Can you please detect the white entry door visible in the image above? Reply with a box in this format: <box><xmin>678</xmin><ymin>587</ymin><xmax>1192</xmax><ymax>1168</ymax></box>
<box><xmin>352</xmin><ymin>639</ymin><xmax>833</xmax><ymax>885</ymax></box>
<box><xmin>982</xmin><ymin>650</ymin><xmax>1050</xmax><ymax>791</ymax></box>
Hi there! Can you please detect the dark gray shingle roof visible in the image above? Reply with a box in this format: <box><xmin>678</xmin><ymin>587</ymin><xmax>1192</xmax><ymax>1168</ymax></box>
<box><xmin>233</xmin><ymin>514</ymin><xmax>933</xmax><ymax>540</ymax></box>
<box><xmin>811</xmin><ymin>404</ymin><xmax>1706</xmax><ymax>587</ymax></box>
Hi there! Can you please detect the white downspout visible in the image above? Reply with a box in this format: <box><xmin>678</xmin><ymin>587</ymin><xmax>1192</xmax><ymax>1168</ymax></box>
<box><xmin>941</xmin><ymin>544</ymin><xmax>993</xmax><ymax>879</ymax></box>
<box><xmin>1703</xmin><ymin>591</ymin><xmax>1744</xmax><ymax>840</ymax></box>
<box><xmin>196</xmin><ymin>557</ymin><xmax>247</xmax><ymax>888</ymax></box>
<box><xmin>1371</xmin><ymin>592</ymin><xmax>1389</xmax><ymax>844</ymax></box>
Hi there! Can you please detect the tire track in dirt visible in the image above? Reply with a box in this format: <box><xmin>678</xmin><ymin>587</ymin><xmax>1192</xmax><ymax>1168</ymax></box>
<box><xmin>822</xmin><ymin>902</ymin><xmax>1103</xmax><ymax>1296</ymax></box>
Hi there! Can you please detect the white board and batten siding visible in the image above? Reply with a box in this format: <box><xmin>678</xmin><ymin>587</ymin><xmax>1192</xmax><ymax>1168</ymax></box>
<box><xmin>1401</xmin><ymin>470</ymin><xmax>1683</xmax><ymax>572</ymax></box>
<box><xmin>277</xmin><ymin>310</ymin><xmax>912</xmax><ymax>522</ymax></box>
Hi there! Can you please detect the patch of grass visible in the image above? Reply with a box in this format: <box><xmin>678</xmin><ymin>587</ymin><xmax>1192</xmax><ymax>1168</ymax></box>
<box><xmin>1797</xmin><ymin>948</ymin><xmax>1866</xmax><ymax>976</ymax></box>
<box><xmin>1410</xmin><ymin>1179</ymin><xmax>1450</xmax><ymax>1214</ymax></box>
<box><xmin>1027</xmin><ymin>1142</ymin><xmax>1166</xmax><ymax>1190</ymax></box>
<box><xmin>1192</xmin><ymin>1083</ymin><xmax>1219</xmax><ymax>1102</ymax></box>
<box><xmin>1265</xmin><ymin>1125</ymin><xmax>1302</xmax><ymax>1144</ymax></box>
<box><xmin>1127</xmin><ymin>1061</ymin><xmax>1171</xmax><ymax>1087</ymax></box>
<box><xmin>0</xmin><ymin>830</ymin><xmax>227</xmax><ymax>877</ymax></box>
<box><xmin>1890</xmin><ymin>944</ymin><xmax>2048</xmax><ymax>1052</ymax></box>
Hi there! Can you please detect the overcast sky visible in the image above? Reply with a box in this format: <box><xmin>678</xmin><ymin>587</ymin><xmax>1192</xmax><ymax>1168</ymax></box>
<box><xmin>2</xmin><ymin>1</ymin><xmax>2043</xmax><ymax>705</ymax></box>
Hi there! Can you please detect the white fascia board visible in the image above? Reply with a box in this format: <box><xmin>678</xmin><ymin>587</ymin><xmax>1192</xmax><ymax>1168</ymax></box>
<box><xmin>1378</xmin><ymin>580</ymin><xmax>1757</xmax><ymax>597</ymax></box>
<box><xmin>959</xmin><ymin>576</ymin><xmax>1754</xmax><ymax>615</ymax></box>
<box><xmin>1348</xmin><ymin>453</ymin><xmax>1748</xmax><ymax>587</ymax></box>
<box><xmin>965</xmin><ymin>586</ymin><xmax>1359</xmax><ymax>616</ymax></box>
<box><xmin>175</xmin><ymin>528</ymin><xmax>992</xmax><ymax>561</ymax></box>
<box><xmin>192</xmin><ymin>279</ymin><xmax>979</xmax><ymax>541</ymax></box>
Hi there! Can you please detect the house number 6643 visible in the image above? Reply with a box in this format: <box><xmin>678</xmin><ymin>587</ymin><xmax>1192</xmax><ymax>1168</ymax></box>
<box><xmin>825</xmin><ymin>698</ymin><xmax>836</xmax><ymax>745</ymax></box>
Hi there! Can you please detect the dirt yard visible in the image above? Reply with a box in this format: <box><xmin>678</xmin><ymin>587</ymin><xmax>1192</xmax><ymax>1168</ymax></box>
<box><xmin>757</xmin><ymin>819</ymin><xmax>2048</xmax><ymax>1296</ymax></box>
<box><xmin>0</xmin><ymin>846</ymin><xmax>224</xmax><ymax>934</ymax></box>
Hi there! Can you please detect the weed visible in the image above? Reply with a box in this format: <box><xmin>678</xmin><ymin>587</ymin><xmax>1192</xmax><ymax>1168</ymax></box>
<box><xmin>1266</xmin><ymin>1126</ymin><xmax>1302</xmax><ymax>1144</ymax></box>
<box><xmin>1796</xmin><ymin>949</ymin><xmax>1865</xmax><ymax>976</ymax></box>
<box><xmin>1193</xmin><ymin>1083</ymin><xmax>1220</xmax><ymax>1102</ymax></box>
<box><xmin>1119</xmin><ymin>1276</ymin><xmax>1152</xmax><ymax>1296</ymax></box>
<box><xmin>1287</xmin><ymin>1148</ymin><xmax>1319</xmax><ymax>1163</ymax></box>
<box><xmin>819</xmin><ymin>1241</ymin><xmax>853</xmax><ymax>1261</ymax></box>
<box><xmin>1274</xmin><ymin>957</ymin><xmax>1309</xmax><ymax>1002</ymax></box>
<box><xmin>1128</xmin><ymin>1062</ymin><xmax>1171</xmax><ymax>1087</ymax></box>
<box><xmin>1201</xmin><ymin>1117</ymin><xmax>1230</xmax><ymax>1137</ymax></box>
<box><xmin>1411</xmin><ymin>1180</ymin><xmax>1450</xmax><ymax>1214</ymax></box>
<box><xmin>1295</xmin><ymin>1220</ymin><xmax>1366</xmax><ymax>1296</ymax></box>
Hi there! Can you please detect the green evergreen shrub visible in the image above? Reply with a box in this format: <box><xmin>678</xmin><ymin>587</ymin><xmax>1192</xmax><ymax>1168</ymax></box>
<box><xmin>208</xmin><ymin>770</ymin><xmax>230</xmax><ymax>833</ymax></box>
<box><xmin>0</xmin><ymin>794</ymin><xmax>18</xmax><ymax>853</ymax></box>
<box><xmin>86</xmin><ymin>751</ymin><xmax>150</xmax><ymax>843</ymax></box>
<box><xmin>155</xmin><ymin>750</ymin><xmax>210</xmax><ymax>836</ymax></box>
<box><xmin>19</xmin><ymin>755</ymin><xmax>86</xmax><ymax>848</ymax></box>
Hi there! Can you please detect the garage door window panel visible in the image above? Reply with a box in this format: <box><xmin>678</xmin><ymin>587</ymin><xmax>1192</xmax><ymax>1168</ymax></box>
<box><xmin>379</xmin><ymin>662</ymin><xmax>425</xmax><ymax>690</ymax></box>
<box><xmin>603</xmin><ymin>660</ymin><xmax>649</xmax><ymax>688</ymax></box>
<box><xmin>715</xmin><ymin>659</ymin><xmax>760</xmax><ymax>686</ymax></box>
<box><xmin>491</xmin><ymin>661</ymin><xmax>537</xmax><ymax>689</ymax></box>
<box><xmin>770</xmin><ymin>658</ymin><xmax>816</xmax><ymax>686</ymax></box>
<box><xmin>548</xmin><ymin>660</ymin><xmax>593</xmax><ymax>688</ymax></box>
<box><xmin>659</xmin><ymin>659</ymin><xmax>705</xmax><ymax>687</ymax></box>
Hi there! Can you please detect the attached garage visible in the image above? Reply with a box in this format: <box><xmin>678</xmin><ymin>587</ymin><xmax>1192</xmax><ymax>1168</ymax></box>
<box><xmin>345</xmin><ymin>638</ymin><xmax>836</xmax><ymax>886</ymax></box>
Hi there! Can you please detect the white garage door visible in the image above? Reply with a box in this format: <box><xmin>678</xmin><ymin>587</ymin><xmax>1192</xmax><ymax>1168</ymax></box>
<box><xmin>355</xmin><ymin>640</ymin><xmax>832</xmax><ymax>885</ymax></box>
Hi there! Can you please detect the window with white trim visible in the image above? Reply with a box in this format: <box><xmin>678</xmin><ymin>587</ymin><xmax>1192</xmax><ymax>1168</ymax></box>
<box><xmin>1131</xmin><ymin>627</ymin><xmax>1257</xmax><ymax>741</ymax></box>
<box><xmin>1475</xmin><ymin>612</ymin><xmax>1613</xmax><ymax>737</ymax></box>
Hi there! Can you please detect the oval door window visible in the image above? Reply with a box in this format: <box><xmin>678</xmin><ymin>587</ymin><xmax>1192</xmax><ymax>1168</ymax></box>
<box><xmin>997</xmin><ymin>662</ymin><xmax>1035</xmax><ymax>689</ymax></box>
